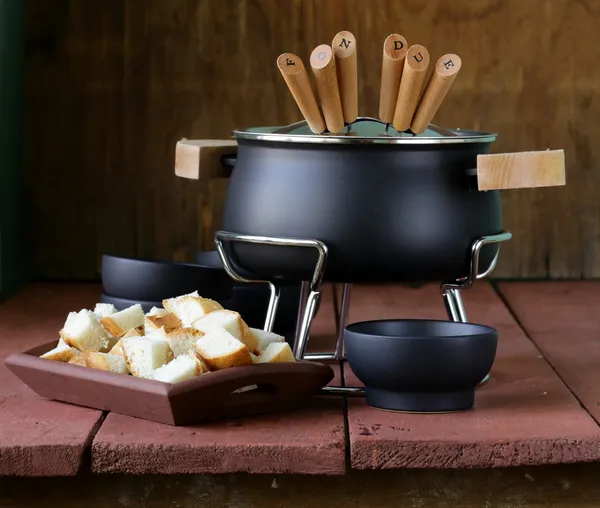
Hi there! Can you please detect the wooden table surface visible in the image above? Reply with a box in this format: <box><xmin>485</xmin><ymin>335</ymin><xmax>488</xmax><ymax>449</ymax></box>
<box><xmin>2</xmin><ymin>281</ymin><xmax>600</xmax><ymax>507</ymax></box>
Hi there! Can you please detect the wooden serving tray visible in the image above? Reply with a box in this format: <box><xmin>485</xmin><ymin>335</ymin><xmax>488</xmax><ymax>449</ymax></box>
<box><xmin>5</xmin><ymin>342</ymin><xmax>334</xmax><ymax>426</ymax></box>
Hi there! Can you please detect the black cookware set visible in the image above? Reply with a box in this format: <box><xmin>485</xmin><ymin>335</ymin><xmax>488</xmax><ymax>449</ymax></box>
<box><xmin>111</xmin><ymin>31</ymin><xmax>564</xmax><ymax>414</ymax></box>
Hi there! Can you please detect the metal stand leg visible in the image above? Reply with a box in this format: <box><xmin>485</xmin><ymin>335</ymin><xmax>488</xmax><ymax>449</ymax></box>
<box><xmin>214</xmin><ymin>231</ymin><xmax>362</xmax><ymax>396</ymax></box>
<box><xmin>294</xmin><ymin>281</ymin><xmax>310</xmax><ymax>348</ymax></box>
<box><xmin>442</xmin><ymin>287</ymin><xmax>467</xmax><ymax>323</ymax></box>
<box><xmin>334</xmin><ymin>284</ymin><xmax>352</xmax><ymax>360</ymax></box>
<box><xmin>440</xmin><ymin>231</ymin><xmax>512</xmax><ymax>385</ymax></box>
<box><xmin>214</xmin><ymin>231</ymin><xmax>327</xmax><ymax>360</ymax></box>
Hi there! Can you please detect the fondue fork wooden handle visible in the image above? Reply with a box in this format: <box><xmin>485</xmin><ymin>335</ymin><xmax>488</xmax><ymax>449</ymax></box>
<box><xmin>392</xmin><ymin>44</ymin><xmax>430</xmax><ymax>132</ymax></box>
<box><xmin>411</xmin><ymin>54</ymin><xmax>462</xmax><ymax>134</ymax></box>
<box><xmin>378</xmin><ymin>33</ymin><xmax>408</xmax><ymax>124</ymax></box>
<box><xmin>310</xmin><ymin>44</ymin><xmax>345</xmax><ymax>133</ymax></box>
<box><xmin>332</xmin><ymin>30</ymin><xmax>358</xmax><ymax>124</ymax></box>
<box><xmin>476</xmin><ymin>150</ymin><xmax>566</xmax><ymax>191</ymax></box>
<box><xmin>277</xmin><ymin>53</ymin><xmax>326</xmax><ymax>134</ymax></box>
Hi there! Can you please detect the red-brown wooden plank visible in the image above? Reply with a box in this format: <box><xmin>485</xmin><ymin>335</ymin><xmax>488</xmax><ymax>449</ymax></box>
<box><xmin>344</xmin><ymin>283</ymin><xmax>600</xmax><ymax>469</ymax></box>
<box><xmin>0</xmin><ymin>284</ymin><xmax>105</xmax><ymax>476</ymax></box>
<box><xmin>499</xmin><ymin>282</ymin><xmax>600</xmax><ymax>424</ymax></box>
<box><xmin>91</xmin><ymin>285</ymin><xmax>346</xmax><ymax>475</ymax></box>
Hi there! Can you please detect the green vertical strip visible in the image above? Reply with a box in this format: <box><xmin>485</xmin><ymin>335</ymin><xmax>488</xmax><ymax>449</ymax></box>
<box><xmin>0</xmin><ymin>0</ymin><xmax>26</xmax><ymax>300</ymax></box>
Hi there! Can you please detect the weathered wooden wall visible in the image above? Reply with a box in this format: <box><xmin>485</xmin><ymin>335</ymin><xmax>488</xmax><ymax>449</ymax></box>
<box><xmin>25</xmin><ymin>0</ymin><xmax>599</xmax><ymax>280</ymax></box>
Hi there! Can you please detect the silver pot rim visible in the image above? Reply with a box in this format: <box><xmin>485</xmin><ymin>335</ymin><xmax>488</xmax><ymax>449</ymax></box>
<box><xmin>232</xmin><ymin>117</ymin><xmax>497</xmax><ymax>145</ymax></box>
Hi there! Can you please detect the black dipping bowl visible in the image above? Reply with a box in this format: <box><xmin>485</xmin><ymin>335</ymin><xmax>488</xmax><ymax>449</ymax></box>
<box><xmin>100</xmin><ymin>293</ymin><xmax>234</xmax><ymax>314</ymax></box>
<box><xmin>344</xmin><ymin>319</ymin><xmax>498</xmax><ymax>413</ymax></box>
<box><xmin>102</xmin><ymin>255</ymin><xmax>234</xmax><ymax>301</ymax></box>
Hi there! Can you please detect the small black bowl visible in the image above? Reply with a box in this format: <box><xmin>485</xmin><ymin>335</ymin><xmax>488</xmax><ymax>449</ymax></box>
<box><xmin>101</xmin><ymin>254</ymin><xmax>234</xmax><ymax>301</ymax></box>
<box><xmin>344</xmin><ymin>319</ymin><xmax>498</xmax><ymax>413</ymax></box>
<box><xmin>99</xmin><ymin>293</ymin><xmax>235</xmax><ymax>315</ymax></box>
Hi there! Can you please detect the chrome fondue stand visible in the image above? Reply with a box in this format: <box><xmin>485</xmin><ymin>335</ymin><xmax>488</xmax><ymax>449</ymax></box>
<box><xmin>215</xmin><ymin>230</ymin><xmax>512</xmax><ymax>395</ymax></box>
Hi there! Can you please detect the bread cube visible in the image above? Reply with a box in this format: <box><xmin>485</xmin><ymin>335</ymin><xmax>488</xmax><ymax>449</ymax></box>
<box><xmin>151</xmin><ymin>354</ymin><xmax>204</xmax><ymax>383</ymax></box>
<box><xmin>59</xmin><ymin>309</ymin><xmax>112</xmax><ymax>352</ymax></box>
<box><xmin>122</xmin><ymin>337</ymin><xmax>173</xmax><ymax>378</ymax></box>
<box><xmin>84</xmin><ymin>352</ymin><xmax>129</xmax><ymax>374</ymax></box>
<box><xmin>249</xmin><ymin>327</ymin><xmax>285</xmax><ymax>352</ymax></box>
<box><xmin>257</xmin><ymin>342</ymin><xmax>296</xmax><ymax>363</ymax></box>
<box><xmin>193</xmin><ymin>328</ymin><xmax>253</xmax><ymax>370</ymax></box>
<box><xmin>163</xmin><ymin>294</ymin><xmax>223</xmax><ymax>327</ymax></box>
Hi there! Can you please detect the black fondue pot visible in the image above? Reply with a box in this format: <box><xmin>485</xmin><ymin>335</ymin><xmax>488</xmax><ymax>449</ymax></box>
<box><xmin>219</xmin><ymin>117</ymin><xmax>502</xmax><ymax>284</ymax></box>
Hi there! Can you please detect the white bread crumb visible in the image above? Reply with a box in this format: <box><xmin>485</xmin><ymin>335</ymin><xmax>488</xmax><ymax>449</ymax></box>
<box><xmin>59</xmin><ymin>309</ymin><xmax>111</xmax><ymax>352</ymax></box>
<box><xmin>193</xmin><ymin>310</ymin><xmax>257</xmax><ymax>351</ymax></box>
<box><xmin>93</xmin><ymin>303</ymin><xmax>118</xmax><ymax>318</ymax></box>
<box><xmin>122</xmin><ymin>336</ymin><xmax>173</xmax><ymax>378</ymax></box>
<box><xmin>152</xmin><ymin>354</ymin><xmax>203</xmax><ymax>383</ymax></box>
<box><xmin>144</xmin><ymin>312</ymin><xmax>182</xmax><ymax>335</ymax></box>
<box><xmin>68</xmin><ymin>355</ymin><xmax>87</xmax><ymax>366</ymax></box>
<box><xmin>257</xmin><ymin>342</ymin><xmax>296</xmax><ymax>363</ymax></box>
<box><xmin>249</xmin><ymin>327</ymin><xmax>285</xmax><ymax>352</ymax></box>
<box><xmin>84</xmin><ymin>352</ymin><xmax>129</xmax><ymax>374</ymax></box>
<box><xmin>100</xmin><ymin>304</ymin><xmax>144</xmax><ymax>338</ymax></box>
<box><xmin>108</xmin><ymin>339</ymin><xmax>123</xmax><ymax>356</ymax></box>
<box><xmin>187</xmin><ymin>350</ymin><xmax>210</xmax><ymax>373</ymax></box>
<box><xmin>41</xmin><ymin>338</ymin><xmax>77</xmax><ymax>362</ymax></box>
<box><xmin>163</xmin><ymin>295</ymin><xmax>223</xmax><ymax>327</ymax></box>
<box><xmin>164</xmin><ymin>327</ymin><xmax>204</xmax><ymax>357</ymax></box>
<box><xmin>193</xmin><ymin>328</ymin><xmax>253</xmax><ymax>370</ymax></box>
<box><xmin>147</xmin><ymin>306</ymin><xmax>169</xmax><ymax>317</ymax></box>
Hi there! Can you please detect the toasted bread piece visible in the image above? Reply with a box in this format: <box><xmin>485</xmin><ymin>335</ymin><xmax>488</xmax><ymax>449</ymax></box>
<box><xmin>59</xmin><ymin>309</ymin><xmax>112</xmax><ymax>352</ymax></box>
<box><xmin>100</xmin><ymin>304</ymin><xmax>144</xmax><ymax>339</ymax></box>
<box><xmin>93</xmin><ymin>303</ymin><xmax>118</xmax><ymax>318</ymax></box>
<box><xmin>123</xmin><ymin>328</ymin><xmax>142</xmax><ymax>338</ymax></box>
<box><xmin>108</xmin><ymin>339</ymin><xmax>124</xmax><ymax>356</ymax></box>
<box><xmin>187</xmin><ymin>350</ymin><xmax>210</xmax><ymax>373</ymax></box>
<box><xmin>163</xmin><ymin>294</ymin><xmax>223</xmax><ymax>327</ymax></box>
<box><xmin>41</xmin><ymin>338</ymin><xmax>77</xmax><ymax>362</ymax></box>
<box><xmin>84</xmin><ymin>352</ymin><xmax>129</xmax><ymax>374</ymax></box>
<box><xmin>192</xmin><ymin>310</ymin><xmax>257</xmax><ymax>351</ymax></box>
<box><xmin>144</xmin><ymin>312</ymin><xmax>182</xmax><ymax>335</ymax></box>
<box><xmin>257</xmin><ymin>342</ymin><xmax>296</xmax><ymax>363</ymax></box>
<box><xmin>64</xmin><ymin>311</ymin><xmax>77</xmax><ymax>328</ymax></box>
<box><xmin>164</xmin><ymin>327</ymin><xmax>203</xmax><ymax>357</ymax></box>
<box><xmin>151</xmin><ymin>354</ymin><xmax>204</xmax><ymax>383</ymax></box>
<box><xmin>68</xmin><ymin>355</ymin><xmax>87</xmax><ymax>367</ymax></box>
<box><xmin>122</xmin><ymin>336</ymin><xmax>173</xmax><ymax>378</ymax></box>
<box><xmin>147</xmin><ymin>306</ymin><xmax>169</xmax><ymax>317</ymax></box>
<box><xmin>193</xmin><ymin>328</ymin><xmax>253</xmax><ymax>370</ymax></box>
<box><xmin>249</xmin><ymin>327</ymin><xmax>285</xmax><ymax>352</ymax></box>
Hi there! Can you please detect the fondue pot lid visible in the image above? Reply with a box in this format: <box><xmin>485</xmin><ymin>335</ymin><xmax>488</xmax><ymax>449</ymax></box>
<box><xmin>233</xmin><ymin>117</ymin><xmax>497</xmax><ymax>145</ymax></box>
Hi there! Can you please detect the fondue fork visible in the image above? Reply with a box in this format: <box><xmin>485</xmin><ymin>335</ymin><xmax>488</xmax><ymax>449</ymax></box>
<box><xmin>411</xmin><ymin>53</ymin><xmax>462</xmax><ymax>134</ymax></box>
<box><xmin>392</xmin><ymin>44</ymin><xmax>430</xmax><ymax>132</ymax></box>
<box><xmin>378</xmin><ymin>33</ymin><xmax>408</xmax><ymax>124</ymax></box>
<box><xmin>332</xmin><ymin>30</ymin><xmax>358</xmax><ymax>124</ymax></box>
<box><xmin>277</xmin><ymin>53</ymin><xmax>326</xmax><ymax>134</ymax></box>
<box><xmin>310</xmin><ymin>44</ymin><xmax>345</xmax><ymax>133</ymax></box>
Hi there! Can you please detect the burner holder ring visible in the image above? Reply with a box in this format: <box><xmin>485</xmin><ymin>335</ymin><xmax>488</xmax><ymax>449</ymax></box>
<box><xmin>215</xmin><ymin>230</ymin><xmax>512</xmax><ymax>395</ymax></box>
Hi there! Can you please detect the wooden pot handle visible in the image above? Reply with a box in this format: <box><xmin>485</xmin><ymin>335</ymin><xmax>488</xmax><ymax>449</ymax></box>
<box><xmin>174</xmin><ymin>139</ymin><xmax>237</xmax><ymax>181</ymax></box>
<box><xmin>476</xmin><ymin>149</ymin><xmax>566</xmax><ymax>191</ymax></box>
